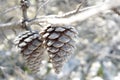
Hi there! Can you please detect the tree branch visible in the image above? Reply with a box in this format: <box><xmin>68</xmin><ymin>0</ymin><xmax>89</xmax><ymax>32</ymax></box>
<box><xmin>0</xmin><ymin>0</ymin><xmax>120</xmax><ymax>30</ymax></box>
<box><xmin>29</xmin><ymin>0</ymin><xmax>120</xmax><ymax>25</ymax></box>
<box><xmin>0</xmin><ymin>5</ymin><xmax>20</xmax><ymax>16</ymax></box>
<box><xmin>0</xmin><ymin>20</ymin><xmax>22</xmax><ymax>30</ymax></box>
<box><xmin>20</xmin><ymin>0</ymin><xmax>31</xmax><ymax>30</ymax></box>
<box><xmin>34</xmin><ymin>0</ymin><xmax>50</xmax><ymax>18</ymax></box>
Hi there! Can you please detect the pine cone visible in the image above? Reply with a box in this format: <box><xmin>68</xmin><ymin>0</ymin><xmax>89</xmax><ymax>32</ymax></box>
<box><xmin>42</xmin><ymin>25</ymin><xmax>77</xmax><ymax>73</ymax></box>
<box><xmin>14</xmin><ymin>31</ymin><xmax>44</xmax><ymax>73</ymax></box>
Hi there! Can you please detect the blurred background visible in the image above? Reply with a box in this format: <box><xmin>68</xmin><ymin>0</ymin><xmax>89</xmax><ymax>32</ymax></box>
<box><xmin>0</xmin><ymin>0</ymin><xmax>120</xmax><ymax>80</ymax></box>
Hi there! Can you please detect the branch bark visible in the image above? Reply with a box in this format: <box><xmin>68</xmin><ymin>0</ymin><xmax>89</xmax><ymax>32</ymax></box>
<box><xmin>0</xmin><ymin>0</ymin><xmax>120</xmax><ymax>30</ymax></box>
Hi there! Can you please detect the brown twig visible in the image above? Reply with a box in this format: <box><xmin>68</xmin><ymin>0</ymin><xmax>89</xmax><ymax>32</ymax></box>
<box><xmin>20</xmin><ymin>0</ymin><xmax>30</xmax><ymax>20</ymax></box>
<box><xmin>20</xmin><ymin>0</ymin><xmax>31</xmax><ymax>30</ymax></box>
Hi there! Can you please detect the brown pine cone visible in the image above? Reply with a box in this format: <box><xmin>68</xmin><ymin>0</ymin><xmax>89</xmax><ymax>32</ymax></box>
<box><xmin>14</xmin><ymin>31</ymin><xmax>44</xmax><ymax>73</ymax></box>
<box><xmin>41</xmin><ymin>25</ymin><xmax>77</xmax><ymax>73</ymax></box>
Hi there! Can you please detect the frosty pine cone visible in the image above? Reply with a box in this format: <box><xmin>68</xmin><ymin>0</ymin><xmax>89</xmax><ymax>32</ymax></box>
<box><xmin>42</xmin><ymin>25</ymin><xmax>77</xmax><ymax>73</ymax></box>
<box><xmin>14</xmin><ymin>31</ymin><xmax>44</xmax><ymax>73</ymax></box>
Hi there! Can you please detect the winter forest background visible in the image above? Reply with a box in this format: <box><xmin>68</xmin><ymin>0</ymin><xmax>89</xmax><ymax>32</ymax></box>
<box><xmin>0</xmin><ymin>0</ymin><xmax>120</xmax><ymax>80</ymax></box>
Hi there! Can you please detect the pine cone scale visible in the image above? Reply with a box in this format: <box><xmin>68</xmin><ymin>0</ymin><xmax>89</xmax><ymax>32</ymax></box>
<box><xmin>42</xmin><ymin>25</ymin><xmax>77</xmax><ymax>73</ymax></box>
<box><xmin>58</xmin><ymin>35</ymin><xmax>70</xmax><ymax>43</ymax></box>
<box><xmin>48</xmin><ymin>32</ymin><xmax>60</xmax><ymax>39</ymax></box>
<box><xmin>47</xmin><ymin>47</ymin><xmax>59</xmax><ymax>53</ymax></box>
<box><xmin>52</xmin><ymin>41</ymin><xmax>64</xmax><ymax>48</ymax></box>
<box><xmin>55</xmin><ymin>27</ymin><xmax>65</xmax><ymax>32</ymax></box>
<box><xmin>14</xmin><ymin>31</ymin><xmax>45</xmax><ymax>73</ymax></box>
<box><xmin>47</xmin><ymin>40</ymin><xmax>55</xmax><ymax>46</ymax></box>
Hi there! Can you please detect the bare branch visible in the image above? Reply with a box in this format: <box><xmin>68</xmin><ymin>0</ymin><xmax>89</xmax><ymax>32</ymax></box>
<box><xmin>0</xmin><ymin>0</ymin><xmax>120</xmax><ymax>30</ymax></box>
<box><xmin>20</xmin><ymin>0</ymin><xmax>30</xmax><ymax>20</ymax></box>
<box><xmin>0</xmin><ymin>5</ymin><xmax>20</xmax><ymax>16</ymax></box>
<box><xmin>0</xmin><ymin>20</ymin><xmax>22</xmax><ymax>30</ymax></box>
<box><xmin>30</xmin><ymin>0</ymin><xmax>120</xmax><ymax>25</ymax></box>
<box><xmin>56</xmin><ymin>3</ymin><xmax>82</xmax><ymax>18</ymax></box>
<box><xmin>34</xmin><ymin>0</ymin><xmax>50</xmax><ymax>18</ymax></box>
<box><xmin>20</xmin><ymin>0</ymin><xmax>31</xmax><ymax>30</ymax></box>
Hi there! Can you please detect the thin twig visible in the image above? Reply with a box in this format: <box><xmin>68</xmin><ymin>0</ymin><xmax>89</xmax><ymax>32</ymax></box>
<box><xmin>0</xmin><ymin>5</ymin><xmax>20</xmax><ymax>16</ymax></box>
<box><xmin>56</xmin><ymin>3</ymin><xmax>82</xmax><ymax>18</ymax></box>
<box><xmin>20</xmin><ymin>0</ymin><xmax>30</xmax><ymax>20</ymax></box>
<box><xmin>20</xmin><ymin>0</ymin><xmax>31</xmax><ymax>30</ymax></box>
<box><xmin>34</xmin><ymin>0</ymin><xmax>50</xmax><ymax>18</ymax></box>
<box><xmin>0</xmin><ymin>0</ymin><xmax>120</xmax><ymax>30</ymax></box>
<box><xmin>0</xmin><ymin>20</ymin><xmax>22</xmax><ymax>30</ymax></box>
